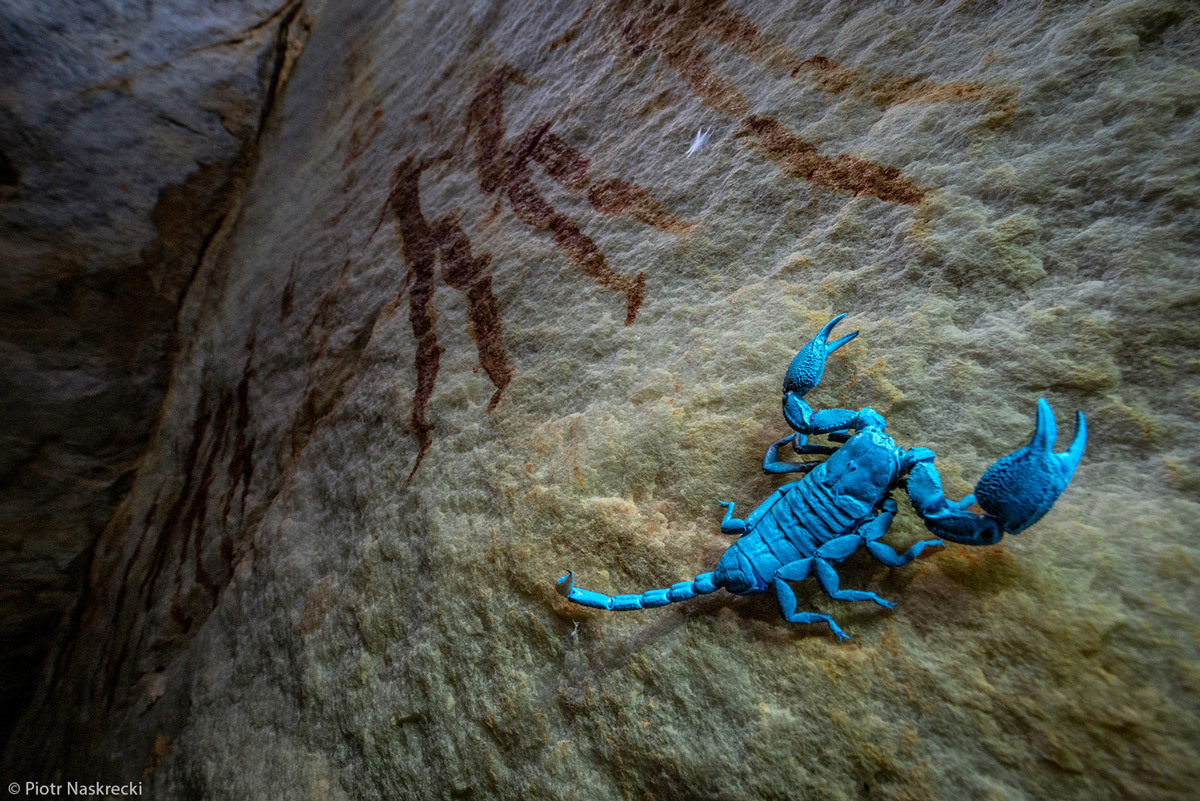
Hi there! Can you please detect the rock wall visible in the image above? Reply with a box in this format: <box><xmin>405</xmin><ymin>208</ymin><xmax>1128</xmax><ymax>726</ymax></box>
<box><xmin>0</xmin><ymin>0</ymin><xmax>306</xmax><ymax>746</ymax></box>
<box><xmin>5</xmin><ymin>1</ymin><xmax>1199</xmax><ymax>799</ymax></box>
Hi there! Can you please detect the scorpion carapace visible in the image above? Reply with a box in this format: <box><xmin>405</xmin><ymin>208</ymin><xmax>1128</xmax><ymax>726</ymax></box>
<box><xmin>555</xmin><ymin>314</ymin><xmax>1087</xmax><ymax>640</ymax></box>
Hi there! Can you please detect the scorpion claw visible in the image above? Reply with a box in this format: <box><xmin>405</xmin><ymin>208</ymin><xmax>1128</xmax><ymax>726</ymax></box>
<box><xmin>783</xmin><ymin>313</ymin><xmax>859</xmax><ymax>396</ymax></box>
<box><xmin>974</xmin><ymin>399</ymin><xmax>1087</xmax><ymax>533</ymax></box>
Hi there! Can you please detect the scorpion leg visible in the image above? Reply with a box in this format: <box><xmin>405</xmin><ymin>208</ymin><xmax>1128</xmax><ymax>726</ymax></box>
<box><xmin>763</xmin><ymin>434</ymin><xmax>833</xmax><ymax>474</ymax></box>
<box><xmin>813</xmin><ymin>559</ymin><xmax>896</xmax><ymax>609</ymax></box>
<box><xmin>866</xmin><ymin>539</ymin><xmax>942</xmax><ymax>567</ymax></box>
<box><xmin>856</xmin><ymin>498</ymin><xmax>944</xmax><ymax>567</ymax></box>
<box><xmin>772</xmin><ymin>560</ymin><xmax>849</xmax><ymax>641</ymax></box>
<box><xmin>718</xmin><ymin>484</ymin><xmax>797</xmax><ymax>534</ymax></box>
<box><xmin>717</xmin><ymin>501</ymin><xmax>747</xmax><ymax>534</ymax></box>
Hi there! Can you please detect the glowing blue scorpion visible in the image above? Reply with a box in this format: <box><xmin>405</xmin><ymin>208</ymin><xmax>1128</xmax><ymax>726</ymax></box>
<box><xmin>556</xmin><ymin>314</ymin><xmax>1086</xmax><ymax>639</ymax></box>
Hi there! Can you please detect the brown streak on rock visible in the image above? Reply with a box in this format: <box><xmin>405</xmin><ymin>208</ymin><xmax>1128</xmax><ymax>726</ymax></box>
<box><xmin>591</xmin><ymin>1</ymin><xmax>1008</xmax><ymax>205</ymax></box>
<box><xmin>605</xmin><ymin>0</ymin><xmax>807</xmax><ymax>117</ymax></box>
<box><xmin>527</xmin><ymin>124</ymin><xmax>694</xmax><ymax>234</ymax></box>
<box><xmin>220</xmin><ymin>349</ymin><xmax>256</xmax><ymax>562</ymax></box>
<box><xmin>548</xmin><ymin>5</ymin><xmax>593</xmax><ymax>52</ymax></box>
<box><xmin>279</xmin><ymin>258</ymin><xmax>297</xmax><ymax>321</ymax></box>
<box><xmin>793</xmin><ymin>54</ymin><xmax>1016</xmax><ymax>110</ymax></box>
<box><xmin>793</xmin><ymin>54</ymin><xmax>856</xmax><ymax>93</ymax></box>
<box><xmin>506</xmin><ymin>179</ymin><xmax>646</xmax><ymax>325</ymax></box>
<box><xmin>96</xmin><ymin>498</ymin><xmax>157</xmax><ymax>696</ymax></box>
<box><xmin>602</xmin><ymin>2</ymin><xmax>1012</xmax><ymax>116</ymax></box>
<box><xmin>343</xmin><ymin>101</ymin><xmax>383</xmax><ymax>167</ymax></box>
<box><xmin>137</xmin><ymin>396</ymin><xmax>212</xmax><ymax>617</ymax></box>
<box><xmin>532</xmin><ymin>132</ymin><xmax>591</xmax><ymax>191</ymax></box>
<box><xmin>169</xmin><ymin>391</ymin><xmax>231</xmax><ymax>629</ymax></box>
<box><xmin>432</xmin><ymin>217</ymin><xmax>512</xmax><ymax>410</ymax></box>
<box><xmin>108</xmin><ymin>333</ymin><xmax>252</xmax><ymax>690</ymax></box>
<box><xmin>388</xmin><ymin>152</ymin><xmax>520</xmax><ymax>477</ymax></box>
<box><xmin>468</xmin><ymin>69</ymin><xmax>650</xmax><ymax>323</ymax></box>
<box><xmin>739</xmin><ymin>115</ymin><xmax>925</xmax><ymax>205</ymax></box>
<box><xmin>110</xmin><ymin>344</ymin><xmax>251</xmax><ymax>688</ymax></box>
<box><xmin>662</xmin><ymin>46</ymin><xmax>748</xmax><ymax>117</ymax></box>
<box><xmin>466</xmin><ymin>66</ymin><xmax>526</xmax><ymax>196</ymax></box>
<box><xmin>288</xmin><ymin>256</ymin><xmax>380</xmax><ymax>485</ymax></box>
<box><xmin>388</xmin><ymin>157</ymin><xmax>443</xmax><ymax>480</ymax></box>
<box><xmin>586</xmin><ymin>179</ymin><xmax>694</xmax><ymax>234</ymax></box>
<box><xmin>895</xmin><ymin>81</ymin><xmax>1004</xmax><ymax>105</ymax></box>
<box><xmin>106</xmin><ymin>385</ymin><xmax>218</xmax><ymax>693</ymax></box>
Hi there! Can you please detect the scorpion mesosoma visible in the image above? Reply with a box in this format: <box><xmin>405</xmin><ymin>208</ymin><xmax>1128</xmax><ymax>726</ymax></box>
<box><xmin>556</xmin><ymin>314</ymin><xmax>1086</xmax><ymax>639</ymax></box>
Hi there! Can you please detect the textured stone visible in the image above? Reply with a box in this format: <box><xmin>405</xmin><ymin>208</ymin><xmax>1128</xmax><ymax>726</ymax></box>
<box><xmin>6</xmin><ymin>1</ymin><xmax>1200</xmax><ymax>799</ymax></box>
<box><xmin>0</xmin><ymin>0</ymin><xmax>306</xmax><ymax>743</ymax></box>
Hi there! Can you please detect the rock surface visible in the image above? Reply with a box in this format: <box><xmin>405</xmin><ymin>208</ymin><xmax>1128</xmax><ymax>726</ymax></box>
<box><xmin>5</xmin><ymin>0</ymin><xmax>1200</xmax><ymax>799</ymax></box>
<box><xmin>0</xmin><ymin>0</ymin><xmax>305</xmax><ymax>745</ymax></box>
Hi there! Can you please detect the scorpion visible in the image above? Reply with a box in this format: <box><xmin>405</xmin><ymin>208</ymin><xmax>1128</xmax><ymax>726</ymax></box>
<box><xmin>556</xmin><ymin>314</ymin><xmax>1086</xmax><ymax>640</ymax></box>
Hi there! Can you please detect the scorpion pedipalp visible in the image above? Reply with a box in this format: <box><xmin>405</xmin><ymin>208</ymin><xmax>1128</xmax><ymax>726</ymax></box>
<box><xmin>783</xmin><ymin>313</ymin><xmax>858</xmax><ymax>396</ymax></box>
<box><xmin>973</xmin><ymin>399</ymin><xmax>1088</xmax><ymax>534</ymax></box>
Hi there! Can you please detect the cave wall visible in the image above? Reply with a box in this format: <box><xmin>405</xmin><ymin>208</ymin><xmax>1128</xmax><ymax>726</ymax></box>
<box><xmin>0</xmin><ymin>0</ymin><xmax>306</xmax><ymax>747</ymax></box>
<box><xmin>4</xmin><ymin>1</ymin><xmax>1199</xmax><ymax>799</ymax></box>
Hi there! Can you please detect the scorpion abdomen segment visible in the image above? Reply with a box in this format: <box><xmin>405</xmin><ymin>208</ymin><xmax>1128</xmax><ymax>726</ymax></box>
<box><xmin>788</xmin><ymin>474</ymin><xmax>866</xmax><ymax>544</ymax></box>
<box><xmin>713</xmin><ymin>440</ymin><xmax>896</xmax><ymax>597</ymax></box>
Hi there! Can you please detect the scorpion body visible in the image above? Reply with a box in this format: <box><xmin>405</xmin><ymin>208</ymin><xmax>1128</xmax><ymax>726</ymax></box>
<box><xmin>556</xmin><ymin>314</ymin><xmax>1086</xmax><ymax>639</ymax></box>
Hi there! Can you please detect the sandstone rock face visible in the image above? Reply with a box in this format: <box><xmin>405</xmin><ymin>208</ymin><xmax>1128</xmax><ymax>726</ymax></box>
<box><xmin>6</xmin><ymin>1</ymin><xmax>1199</xmax><ymax>798</ymax></box>
<box><xmin>0</xmin><ymin>0</ymin><xmax>305</xmax><ymax>745</ymax></box>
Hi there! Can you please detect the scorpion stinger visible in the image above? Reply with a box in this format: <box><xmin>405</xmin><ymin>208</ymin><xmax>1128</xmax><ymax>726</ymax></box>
<box><xmin>554</xmin><ymin>313</ymin><xmax>1085</xmax><ymax>640</ymax></box>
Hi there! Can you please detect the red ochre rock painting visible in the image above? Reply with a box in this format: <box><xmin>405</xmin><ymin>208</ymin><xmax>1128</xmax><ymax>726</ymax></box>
<box><xmin>572</xmin><ymin>0</ymin><xmax>1013</xmax><ymax>198</ymax></box>
<box><xmin>387</xmin><ymin>155</ymin><xmax>509</xmax><ymax>481</ymax></box>
<box><xmin>388</xmin><ymin>65</ymin><xmax>692</xmax><ymax>479</ymax></box>
<box><xmin>78</xmin><ymin>334</ymin><xmax>260</xmax><ymax>716</ymax></box>
<box><xmin>388</xmin><ymin>2</ymin><xmax>1014</xmax><ymax>479</ymax></box>
<box><xmin>738</xmin><ymin>115</ymin><xmax>925</xmax><ymax>205</ymax></box>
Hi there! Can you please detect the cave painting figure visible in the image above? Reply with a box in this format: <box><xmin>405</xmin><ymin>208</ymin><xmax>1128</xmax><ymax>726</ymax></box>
<box><xmin>570</xmin><ymin>0</ymin><xmax>1013</xmax><ymax>205</ymax></box>
<box><xmin>389</xmin><ymin>4</ymin><xmax>1015</xmax><ymax>478</ymax></box>
<box><xmin>387</xmin><ymin>66</ymin><xmax>691</xmax><ymax>478</ymax></box>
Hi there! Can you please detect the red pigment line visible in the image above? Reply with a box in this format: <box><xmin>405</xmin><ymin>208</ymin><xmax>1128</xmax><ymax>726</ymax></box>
<box><xmin>740</xmin><ymin>115</ymin><xmax>925</xmax><ymax>205</ymax></box>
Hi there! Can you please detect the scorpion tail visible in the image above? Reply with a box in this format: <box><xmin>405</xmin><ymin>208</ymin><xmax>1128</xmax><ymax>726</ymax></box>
<box><xmin>555</xmin><ymin>571</ymin><xmax>719</xmax><ymax>611</ymax></box>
